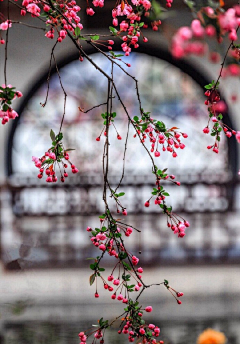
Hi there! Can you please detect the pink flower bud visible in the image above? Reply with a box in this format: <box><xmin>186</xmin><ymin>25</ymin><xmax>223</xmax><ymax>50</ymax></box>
<box><xmin>86</xmin><ymin>7</ymin><xmax>95</xmax><ymax>15</ymax></box>
<box><xmin>203</xmin><ymin>127</ymin><xmax>210</xmax><ymax>134</ymax></box>
<box><xmin>145</xmin><ymin>306</ymin><xmax>153</xmax><ymax>312</ymax></box>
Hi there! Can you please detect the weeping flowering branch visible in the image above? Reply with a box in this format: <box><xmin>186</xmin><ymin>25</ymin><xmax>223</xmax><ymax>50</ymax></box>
<box><xmin>1</xmin><ymin>0</ymin><xmax>240</xmax><ymax>343</ymax></box>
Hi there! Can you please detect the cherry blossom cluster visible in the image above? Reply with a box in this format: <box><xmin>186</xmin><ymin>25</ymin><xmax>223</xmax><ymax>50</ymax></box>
<box><xmin>0</xmin><ymin>84</ymin><xmax>22</xmax><ymax>125</ymax></box>
<box><xmin>110</xmin><ymin>0</ymin><xmax>159</xmax><ymax>56</ymax></box>
<box><xmin>163</xmin><ymin>279</ymin><xmax>184</xmax><ymax>305</ymax></box>
<box><xmin>20</xmin><ymin>0</ymin><xmax>82</xmax><ymax>42</ymax></box>
<box><xmin>96</xmin><ymin>111</ymin><xmax>122</xmax><ymax>141</ymax></box>
<box><xmin>81</xmin><ymin>216</ymin><xmax>184</xmax><ymax>343</ymax></box>
<box><xmin>203</xmin><ymin>81</ymin><xmax>238</xmax><ymax>153</ymax></box>
<box><xmin>171</xmin><ymin>4</ymin><xmax>240</xmax><ymax>60</ymax></box>
<box><xmin>116</xmin><ymin>305</ymin><xmax>163</xmax><ymax>344</ymax></box>
<box><xmin>218</xmin><ymin>6</ymin><xmax>240</xmax><ymax>42</ymax></box>
<box><xmin>32</xmin><ymin>130</ymin><xmax>78</xmax><ymax>182</ymax></box>
<box><xmin>145</xmin><ymin>168</ymin><xmax>190</xmax><ymax>237</ymax></box>
<box><xmin>78</xmin><ymin>313</ymin><xmax>163</xmax><ymax>344</ymax></box>
<box><xmin>0</xmin><ymin>0</ymin><xmax>166</xmax><ymax>54</ymax></box>
<box><xmin>87</xmin><ymin>219</ymin><xmax>145</xmax><ymax>304</ymax></box>
<box><xmin>133</xmin><ymin>111</ymin><xmax>188</xmax><ymax>159</ymax></box>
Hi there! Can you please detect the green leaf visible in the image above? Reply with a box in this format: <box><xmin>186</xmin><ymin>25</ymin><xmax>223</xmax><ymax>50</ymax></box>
<box><xmin>99</xmin><ymin>214</ymin><xmax>106</xmax><ymax>219</ymax></box>
<box><xmin>162</xmin><ymin>192</ymin><xmax>169</xmax><ymax>196</ymax></box>
<box><xmin>99</xmin><ymin>267</ymin><xmax>105</xmax><ymax>271</ymax></box>
<box><xmin>122</xmin><ymin>274</ymin><xmax>131</xmax><ymax>281</ymax></box>
<box><xmin>2</xmin><ymin>104</ymin><xmax>9</xmax><ymax>111</ymax></box>
<box><xmin>89</xmin><ymin>274</ymin><xmax>95</xmax><ymax>286</ymax></box>
<box><xmin>119</xmin><ymin>252</ymin><xmax>128</xmax><ymax>260</ymax></box>
<box><xmin>74</xmin><ymin>26</ymin><xmax>81</xmax><ymax>37</ymax></box>
<box><xmin>123</xmin><ymin>261</ymin><xmax>131</xmax><ymax>270</ymax></box>
<box><xmin>90</xmin><ymin>35</ymin><xmax>99</xmax><ymax>41</ymax></box>
<box><xmin>90</xmin><ymin>263</ymin><xmax>97</xmax><ymax>270</ymax></box>
<box><xmin>114</xmin><ymin>54</ymin><xmax>124</xmax><ymax>57</ymax></box>
<box><xmin>218</xmin><ymin>114</ymin><xmax>223</xmax><ymax>120</ymax></box>
<box><xmin>115</xmin><ymin>232</ymin><xmax>122</xmax><ymax>238</ymax></box>
<box><xmin>151</xmin><ymin>0</ymin><xmax>162</xmax><ymax>15</ymax></box>
<box><xmin>133</xmin><ymin>116</ymin><xmax>139</xmax><ymax>122</ymax></box>
<box><xmin>56</xmin><ymin>132</ymin><xmax>63</xmax><ymax>141</ymax></box>
<box><xmin>109</xmin><ymin>26</ymin><xmax>118</xmax><ymax>35</ymax></box>
<box><xmin>216</xmin><ymin>136</ymin><xmax>220</xmax><ymax>142</ymax></box>
<box><xmin>142</xmin><ymin>123</ymin><xmax>148</xmax><ymax>131</ymax></box>
<box><xmin>118</xmin><ymin>192</ymin><xmax>125</xmax><ymax>197</ymax></box>
<box><xmin>42</xmin><ymin>158</ymin><xmax>54</xmax><ymax>165</ymax></box>
<box><xmin>65</xmin><ymin>148</ymin><xmax>75</xmax><ymax>151</ymax></box>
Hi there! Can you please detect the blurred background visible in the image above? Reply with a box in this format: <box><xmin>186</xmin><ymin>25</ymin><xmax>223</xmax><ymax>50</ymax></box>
<box><xmin>0</xmin><ymin>1</ymin><xmax>240</xmax><ymax>343</ymax></box>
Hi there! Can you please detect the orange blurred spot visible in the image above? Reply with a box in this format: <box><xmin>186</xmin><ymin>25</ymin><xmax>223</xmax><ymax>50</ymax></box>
<box><xmin>220</xmin><ymin>0</ymin><xmax>224</xmax><ymax>7</ymax></box>
<box><xmin>121</xmin><ymin>0</ymin><xmax>125</xmax><ymax>11</ymax></box>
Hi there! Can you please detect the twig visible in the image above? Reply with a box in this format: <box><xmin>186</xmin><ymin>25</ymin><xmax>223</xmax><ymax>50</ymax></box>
<box><xmin>4</xmin><ymin>0</ymin><xmax>10</xmax><ymax>85</ymax></box>
<box><xmin>52</xmin><ymin>53</ymin><xmax>67</xmax><ymax>132</ymax></box>
<box><xmin>40</xmin><ymin>40</ymin><xmax>58</xmax><ymax>108</ymax></box>
<box><xmin>10</xmin><ymin>20</ymin><xmax>46</xmax><ymax>30</ymax></box>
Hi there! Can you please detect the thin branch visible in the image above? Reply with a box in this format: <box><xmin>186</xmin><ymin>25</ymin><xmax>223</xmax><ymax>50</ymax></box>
<box><xmin>78</xmin><ymin>101</ymin><xmax>108</xmax><ymax>114</ymax></box>
<box><xmin>52</xmin><ymin>53</ymin><xmax>67</xmax><ymax>132</ymax></box>
<box><xmin>10</xmin><ymin>20</ymin><xmax>46</xmax><ymax>30</ymax></box>
<box><xmin>114</xmin><ymin>119</ymin><xmax>130</xmax><ymax>193</ymax></box>
<box><xmin>40</xmin><ymin>40</ymin><xmax>58</xmax><ymax>108</ymax></box>
<box><xmin>4</xmin><ymin>0</ymin><xmax>10</xmax><ymax>85</ymax></box>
